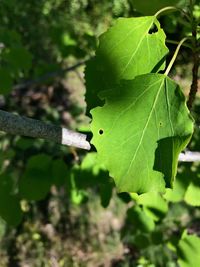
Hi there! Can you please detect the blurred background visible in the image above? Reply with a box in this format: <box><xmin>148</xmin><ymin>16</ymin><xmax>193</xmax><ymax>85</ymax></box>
<box><xmin>0</xmin><ymin>0</ymin><xmax>199</xmax><ymax>266</ymax></box>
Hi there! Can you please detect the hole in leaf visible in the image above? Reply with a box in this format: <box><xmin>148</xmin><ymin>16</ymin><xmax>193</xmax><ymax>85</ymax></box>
<box><xmin>99</xmin><ymin>129</ymin><xmax>104</xmax><ymax>135</ymax></box>
<box><xmin>148</xmin><ymin>24</ymin><xmax>158</xmax><ymax>34</ymax></box>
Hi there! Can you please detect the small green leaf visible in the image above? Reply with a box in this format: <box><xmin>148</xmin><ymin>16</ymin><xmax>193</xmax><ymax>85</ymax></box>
<box><xmin>85</xmin><ymin>16</ymin><xmax>168</xmax><ymax>110</ymax></box>
<box><xmin>19</xmin><ymin>154</ymin><xmax>52</xmax><ymax>201</ymax></box>
<box><xmin>0</xmin><ymin>175</ymin><xmax>22</xmax><ymax>226</ymax></box>
<box><xmin>73</xmin><ymin>152</ymin><xmax>109</xmax><ymax>188</ymax></box>
<box><xmin>4</xmin><ymin>46</ymin><xmax>32</xmax><ymax>74</ymax></box>
<box><xmin>91</xmin><ymin>74</ymin><xmax>193</xmax><ymax>193</ymax></box>
<box><xmin>99</xmin><ymin>182</ymin><xmax>113</xmax><ymax>208</ymax></box>
<box><xmin>71</xmin><ymin>153</ymin><xmax>112</xmax><ymax>207</ymax></box>
<box><xmin>52</xmin><ymin>159</ymin><xmax>69</xmax><ymax>188</ymax></box>
<box><xmin>177</xmin><ymin>233</ymin><xmax>200</xmax><ymax>267</ymax></box>
<box><xmin>0</xmin><ymin>68</ymin><xmax>12</xmax><ymax>94</ymax></box>
<box><xmin>184</xmin><ymin>177</ymin><xmax>200</xmax><ymax>206</ymax></box>
<box><xmin>164</xmin><ymin>164</ymin><xmax>192</xmax><ymax>202</ymax></box>
<box><xmin>126</xmin><ymin>206</ymin><xmax>155</xmax><ymax>232</ymax></box>
<box><xmin>138</xmin><ymin>192</ymin><xmax>168</xmax><ymax>221</ymax></box>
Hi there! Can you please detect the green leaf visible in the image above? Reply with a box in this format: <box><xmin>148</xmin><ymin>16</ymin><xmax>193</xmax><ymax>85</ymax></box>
<box><xmin>72</xmin><ymin>152</ymin><xmax>112</xmax><ymax>207</ymax></box>
<box><xmin>126</xmin><ymin>206</ymin><xmax>155</xmax><ymax>233</ymax></box>
<box><xmin>91</xmin><ymin>74</ymin><xmax>193</xmax><ymax>193</ymax></box>
<box><xmin>164</xmin><ymin>164</ymin><xmax>192</xmax><ymax>202</ymax></box>
<box><xmin>85</xmin><ymin>16</ymin><xmax>168</xmax><ymax>110</ymax></box>
<box><xmin>177</xmin><ymin>233</ymin><xmax>200</xmax><ymax>267</ymax></box>
<box><xmin>0</xmin><ymin>29</ymin><xmax>21</xmax><ymax>47</ymax></box>
<box><xmin>132</xmin><ymin>0</ymin><xmax>180</xmax><ymax>15</ymax></box>
<box><xmin>0</xmin><ymin>68</ymin><xmax>12</xmax><ymax>94</ymax></box>
<box><xmin>165</xmin><ymin>164</ymin><xmax>200</xmax><ymax>206</ymax></box>
<box><xmin>52</xmin><ymin>159</ymin><xmax>69</xmax><ymax>188</ymax></box>
<box><xmin>138</xmin><ymin>192</ymin><xmax>168</xmax><ymax>221</ymax></box>
<box><xmin>184</xmin><ymin>176</ymin><xmax>200</xmax><ymax>206</ymax></box>
<box><xmin>99</xmin><ymin>182</ymin><xmax>113</xmax><ymax>208</ymax></box>
<box><xmin>134</xmin><ymin>234</ymin><xmax>151</xmax><ymax>249</ymax></box>
<box><xmin>19</xmin><ymin>154</ymin><xmax>52</xmax><ymax>201</ymax></box>
<box><xmin>70</xmin><ymin>174</ymin><xmax>88</xmax><ymax>205</ymax></box>
<box><xmin>4</xmin><ymin>46</ymin><xmax>32</xmax><ymax>74</ymax></box>
<box><xmin>0</xmin><ymin>175</ymin><xmax>22</xmax><ymax>226</ymax></box>
<box><xmin>73</xmin><ymin>152</ymin><xmax>109</xmax><ymax>188</ymax></box>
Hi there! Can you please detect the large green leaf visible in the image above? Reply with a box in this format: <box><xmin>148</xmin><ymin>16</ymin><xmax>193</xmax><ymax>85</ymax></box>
<box><xmin>177</xmin><ymin>233</ymin><xmax>200</xmax><ymax>267</ymax></box>
<box><xmin>85</xmin><ymin>16</ymin><xmax>168</xmax><ymax>110</ymax></box>
<box><xmin>91</xmin><ymin>74</ymin><xmax>193</xmax><ymax>193</ymax></box>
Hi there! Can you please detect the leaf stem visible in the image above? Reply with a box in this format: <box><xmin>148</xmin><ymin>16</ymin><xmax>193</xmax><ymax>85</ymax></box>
<box><xmin>154</xmin><ymin>6</ymin><xmax>179</xmax><ymax>17</ymax></box>
<box><xmin>154</xmin><ymin>6</ymin><xmax>191</xmax><ymax>21</ymax></box>
<box><xmin>166</xmin><ymin>39</ymin><xmax>192</xmax><ymax>49</ymax></box>
<box><xmin>164</xmin><ymin>37</ymin><xmax>189</xmax><ymax>76</ymax></box>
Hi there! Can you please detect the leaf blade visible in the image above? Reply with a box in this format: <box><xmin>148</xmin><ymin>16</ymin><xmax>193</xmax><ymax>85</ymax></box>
<box><xmin>91</xmin><ymin>74</ymin><xmax>193</xmax><ymax>193</ymax></box>
<box><xmin>85</xmin><ymin>16</ymin><xmax>168</xmax><ymax>110</ymax></box>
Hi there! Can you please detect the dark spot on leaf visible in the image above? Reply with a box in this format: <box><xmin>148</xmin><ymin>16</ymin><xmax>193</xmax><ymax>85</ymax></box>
<box><xmin>148</xmin><ymin>24</ymin><xmax>158</xmax><ymax>34</ymax></box>
<box><xmin>159</xmin><ymin>122</ymin><xmax>162</xmax><ymax>127</ymax></box>
<box><xmin>99</xmin><ymin>129</ymin><xmax>104</xmax><ymax>135</ymax></box>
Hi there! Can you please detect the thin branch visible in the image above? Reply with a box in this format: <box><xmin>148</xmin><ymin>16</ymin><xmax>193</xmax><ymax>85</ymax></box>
<box><xmin>0</xmin><ymin>110</ymin><xmax>91</xmax><ymax>150</ymax></box>
<box><xmin>13</xmin><ymin>59</ymin><xmax>89</xmax><ymax>90</ymax></box>
<box><xmin>186</xmin><ymin>21</ymin><xmax>199</xmax><ymax>110</ymax></box>
<box><xmin>1</xmin><ymin>110</ymin><xmax>200</xmax><ymax>160</ymax></box>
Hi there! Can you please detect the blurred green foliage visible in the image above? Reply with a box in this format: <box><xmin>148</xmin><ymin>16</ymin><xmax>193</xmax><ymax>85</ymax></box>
<box><xmin>0</xmin><ymin>0</ymin><xmax>199</xmax><ymax>266</ymax></box>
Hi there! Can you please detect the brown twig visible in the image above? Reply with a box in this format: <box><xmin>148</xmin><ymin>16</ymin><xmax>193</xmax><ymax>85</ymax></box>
<box><xmin>187</xmin><ymin>43</ymin><xmax>199</xmax><ymax>110</ymax></box>
<box><xmin>13</xmin><ymin>59</ymin><xmax>89</xmax><ymax>90</ymax></box>
<box><xmin>187</xmin><ymin>3</ymin><xmax>200</xmax><ymax>110</ymax></box>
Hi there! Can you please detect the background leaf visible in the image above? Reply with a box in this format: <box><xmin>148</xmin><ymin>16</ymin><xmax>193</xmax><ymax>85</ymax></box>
<box><xmin>177</xmin><ymin>233</ymin><xmax>200</xmax><ymax>267</ymax></box>
<box><xmin>138</xmin><ymin>192</ymin><xmax>168</xmax><ymax>221</ymax></box>
<box><xmin>132</xmin><ymin>0</ymin><xmax>181</xmax><ymax>15</ymax></box>
<box><xmin>0</xmin><ymin>68</ymin><xmax>12</xmax><ymax>94</ymax></box>
<box><xmin>164</xmin><ymin>164</ymin><xmax>192</xmax><ymax>202</ymax></box>
<box><xmin>184</xmin><ymin>175</ymin><xmax>200</xmax><ymax>206</ymax></box>
<box><xmin>0</xmin><ymin>175</ymin><xmax>22</xmax><ymax>226</ymax></box>
<box><xmin>19</xmin><ymin>154</ymin><xmax>52</xmax><ymax>201</ymax></box>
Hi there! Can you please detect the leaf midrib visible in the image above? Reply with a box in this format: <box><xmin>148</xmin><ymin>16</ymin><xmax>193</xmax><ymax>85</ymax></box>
<box><xmin>119</xmin><ymin>19</ymin><xmax>155</xmax><ymax>78</ymax></box>
<box><xmin>121</xmin><ymin>77</ymin><xmax>164</xmax><ymax>180</ymax></box>
<box><xmin>104</xmin><ymin>18</ymin><xmax>152</xmax><ymax>54</ymax></box>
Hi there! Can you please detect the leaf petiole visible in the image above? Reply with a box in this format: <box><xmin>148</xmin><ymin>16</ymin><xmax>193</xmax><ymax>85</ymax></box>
<box><xmin>164</xmin><ymin>37</ymin><xmax>190</xmax><ymax>76</ymax></box>
<box><xmin>154</xmin><ymin>6</ymin><xmax>180</xmax><ymax>18</ymax></box>
<box><xmin>154</xmin><ymin>6</ymin><xmax>191</xmax><ymax>21</ymax></box>
<box><xmin>166</xmin><ymin>39</ymin><xmax>192</xmax><ymax>49</ymax></box>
